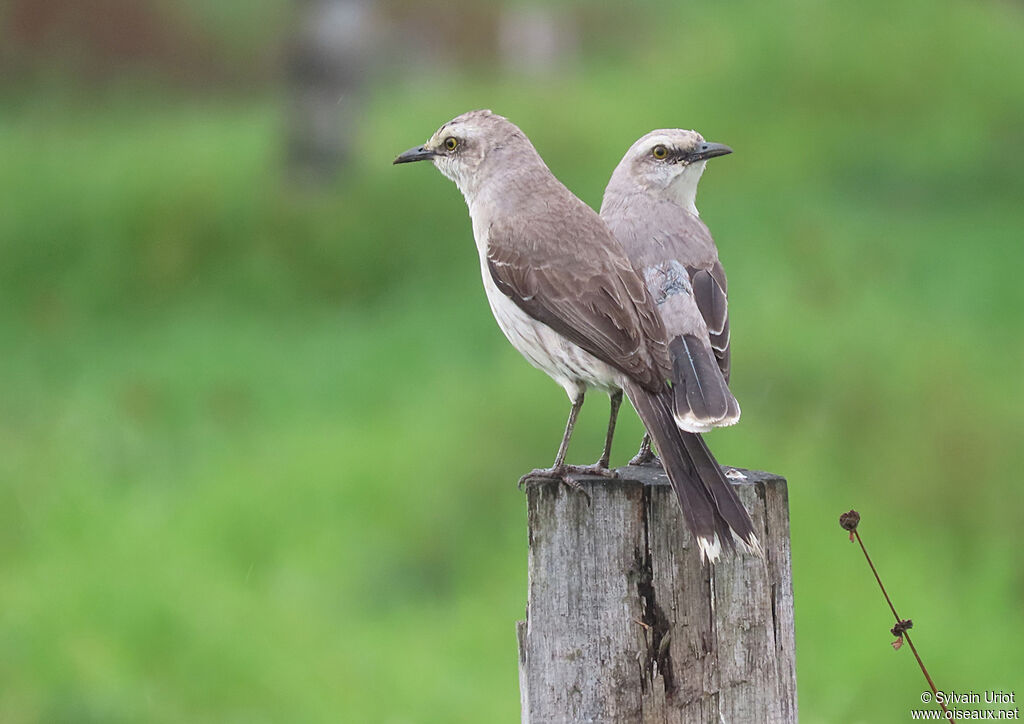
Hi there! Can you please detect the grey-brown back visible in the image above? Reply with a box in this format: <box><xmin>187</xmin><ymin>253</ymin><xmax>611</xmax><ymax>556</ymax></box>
<box><xmin>602</xmin><ymin>189</ymin><xmax>737</xmax><ymax>429</ymax></box>
<box><xmin>480</xmin><ymin>168</ymin><xmax>673</xmax><ymax>392</ymax></box>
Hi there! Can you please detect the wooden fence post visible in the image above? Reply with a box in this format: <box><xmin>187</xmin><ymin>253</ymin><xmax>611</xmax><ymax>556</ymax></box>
<box><xmin>517</xmin><ymin>465</ymin><xmax>797</xmax><ymax>723</ymax></box>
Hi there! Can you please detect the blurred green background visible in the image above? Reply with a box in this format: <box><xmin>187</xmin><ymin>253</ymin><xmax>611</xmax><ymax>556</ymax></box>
<box><xmin>1</xmin><ymin>0</ymin><xmax>1022</xmax><ymax>721</ymax></box>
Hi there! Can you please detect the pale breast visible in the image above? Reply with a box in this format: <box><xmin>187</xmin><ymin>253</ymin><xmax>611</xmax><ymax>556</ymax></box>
<box><xmin>480</xmin><ymin>261</ymin><xmax>620</xmax><ymax>399</ymax></box>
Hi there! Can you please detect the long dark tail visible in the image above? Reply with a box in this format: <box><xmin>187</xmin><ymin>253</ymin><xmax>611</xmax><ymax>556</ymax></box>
<box><xmin>623</xmin><ymin>379</ymin><xmax>762</xmax><ymax>563</ymax></box>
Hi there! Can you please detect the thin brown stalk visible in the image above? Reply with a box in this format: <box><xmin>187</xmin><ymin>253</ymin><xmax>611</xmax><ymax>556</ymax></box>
<box><xmin>841</xmin><ymin>511</ymin><xmax>948</xmax><ymax>717</ymax></box>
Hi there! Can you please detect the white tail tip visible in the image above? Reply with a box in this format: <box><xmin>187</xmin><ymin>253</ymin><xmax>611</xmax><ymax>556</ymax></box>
<box><xmin>734</xmin><ymin>530</ymin><xmax>765</xmax><ymax>559</ymax></box>
<box><xmin>697</xmin><ymin>533</ymin><xmax>723</xmax><ymax>564</ymax></box>
<box><xmin>673</xmin><ymin>406</ymin><xmax>741</xmax><ymax>434</ymax></box>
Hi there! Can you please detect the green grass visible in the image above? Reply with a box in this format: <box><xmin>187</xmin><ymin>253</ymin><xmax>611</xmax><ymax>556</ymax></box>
<box><xmin>2</xmin><ymin>0</ymin><xmax>1023</xmax><ymax>720</ymax></box>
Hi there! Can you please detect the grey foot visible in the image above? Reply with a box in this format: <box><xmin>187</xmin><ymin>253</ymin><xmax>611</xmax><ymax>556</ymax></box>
<box><xmin>567</xmin><ymin>463</ymin><xmax>618</xmax><ymax>480</ymax></box>
<box><xmin>518</xmin><ymin>463</ymin><xmax>618</xmax><ymax>488</ymax></box>
<box><xmin>628</xmin><ymin>450</ymin><xmax>662</xmax><ymax>467</ymax></box>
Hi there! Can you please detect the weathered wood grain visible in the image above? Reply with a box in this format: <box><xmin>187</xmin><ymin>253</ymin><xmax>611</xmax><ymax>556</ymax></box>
<box><xmin>518</xmin><ymin>465</ymin><xmax>797</xmax><ymax>724</ymax></box>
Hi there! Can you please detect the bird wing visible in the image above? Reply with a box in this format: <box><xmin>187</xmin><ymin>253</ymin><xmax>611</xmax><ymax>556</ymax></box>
<box><xmin>485</xmin><ymin>211</ymin><xmax>670</xmax><ymax>393</ymax></box>
<box><xmin>689</xmin><ymin>258</ymin><xmax>731</xmax><ymax>382</ymax></box>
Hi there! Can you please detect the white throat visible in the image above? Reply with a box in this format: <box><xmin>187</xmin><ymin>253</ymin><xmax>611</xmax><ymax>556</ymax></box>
<box><xmin>669</xmin><ymin>160</ymin><xmax>706</xmax><ymax>216</ymax></box>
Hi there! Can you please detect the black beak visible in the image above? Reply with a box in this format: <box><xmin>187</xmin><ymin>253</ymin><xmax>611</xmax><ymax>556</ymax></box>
<box><xmin>393</xmin><ymin>145</ymin><xmax>436</xmax><ymax>165</ymax></box>
<box><xmin>689</xmin><ymin>142</ymin><xmax>733</xmax><ymax>162</ymax></box>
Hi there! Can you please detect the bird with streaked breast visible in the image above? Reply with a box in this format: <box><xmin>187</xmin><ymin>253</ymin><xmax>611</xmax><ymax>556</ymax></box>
<box><xmin>601</xmin><ymin>129</ymin><xmax>739</xmax><ymax>465</ymax></box>
<box><xmin>394</xmin><ymin>110</ymin><xmax>759</xmax><ymax>562</ymax></box>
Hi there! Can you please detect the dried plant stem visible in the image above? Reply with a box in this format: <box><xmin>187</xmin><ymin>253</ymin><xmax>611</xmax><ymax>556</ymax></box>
<box><xmin>852</xmin><ymin>529</ymin><xmax>948</xmax><ymax>717</ymax></box>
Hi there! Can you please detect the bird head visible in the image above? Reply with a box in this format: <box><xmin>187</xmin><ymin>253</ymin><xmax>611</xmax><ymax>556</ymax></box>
<box><xmin>607</xmin><ymin>129</ymin><xmax>732</xmax><ymax>214</ymax></box>
<box><xmin>393</xmin><ymin>110</ymin><xmax>533</xmax><ymax>197</ymax></box>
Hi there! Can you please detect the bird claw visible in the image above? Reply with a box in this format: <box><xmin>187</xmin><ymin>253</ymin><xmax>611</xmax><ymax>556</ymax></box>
<box><xmin>724</xmin><ymin>467</ymin><xmax>747</xmax><ymax>480</ymax></box>
<box><xmin>517</xmin><ymin>463</ymin><xmax>617</xmax><ymax>496</ymax></box>
<box><xmin>565</xmin><ymin>463</ymin><xmax>618</xmax><ymax>480</ymax></box>
<box><xmin>559</xmin><ymin>474</ymin><xmax>593</xmax><ymax>503</ymax></box>
<box><xmin>519</xmin><ymin>467</ymin><xmax>559</xmax><ymax>489</ymax></box>
<box><xmin>628</xmin><ymin>451</ymin><xmax>662</xmax><ymax>467</ymax></box>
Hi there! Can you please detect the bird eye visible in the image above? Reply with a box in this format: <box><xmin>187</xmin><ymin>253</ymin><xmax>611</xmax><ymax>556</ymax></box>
<box><xmin>444</xmin><ymin>137</ymin><xmax>458</xmax><ymax>151</ymax></box>
<box><xmin>652</xmin><ymin>145</ymin><xmax>668</xmax><ymax>160</ymax></box>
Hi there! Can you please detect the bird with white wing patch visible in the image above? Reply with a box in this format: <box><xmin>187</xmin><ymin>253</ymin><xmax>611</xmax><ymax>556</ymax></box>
<box><xmin>602</xmin><ymin>129</ymin><xmax>741</xmax><ymax>467</ymax></box>
<box><xmin>395</xmin><ymin>112</ymin><xmax>760</xmax><ymax>561</ymax></box>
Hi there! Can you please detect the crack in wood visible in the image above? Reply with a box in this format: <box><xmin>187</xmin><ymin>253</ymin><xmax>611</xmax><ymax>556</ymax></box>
<box><xmin>637</xmin><ymin>483</ymin><xmax>676</xmax><ymax>699</ymax></box>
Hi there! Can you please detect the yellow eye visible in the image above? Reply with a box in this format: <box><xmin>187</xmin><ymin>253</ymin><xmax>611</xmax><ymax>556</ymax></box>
<box><xmin>444</xmin><ymin>137</ymin><xmax>458</xmax><ymax>151</ymax></box>
<box><xmin>652</xmin><ymin>145</ymin><xmax>668</xmax><ymax>160</ymax></box>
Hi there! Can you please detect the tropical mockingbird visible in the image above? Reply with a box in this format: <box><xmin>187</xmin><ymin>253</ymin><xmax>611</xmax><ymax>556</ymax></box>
<box><xmin>602</xmin><ymin>129</ymin><xmax>738</xmax><ymax>465</ymax></box>
<box><xmin>394</xmin><ymin>111</ymin><xmax>759</xmax><ymax>561</ymax></box>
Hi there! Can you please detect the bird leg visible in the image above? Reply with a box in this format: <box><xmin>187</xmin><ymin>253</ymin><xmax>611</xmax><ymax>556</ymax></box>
<box><xmin>519</xmin><ymin>392</ymin><xmax>617</xmax><ymax>487</ymax></box>
<box><xmin>628</xmin><ymin>432</ymin><xmax>661</xmax><ymax>467</ymax></box>
<box><xmin>551</xmin><ymin>391</ymin><xmax>583</xmax><ymax>468</ymax></box>
<box><xmin>595</xmin><ymin>389</ymin><xmax>622</xmax><ymax>470</ymax></box>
